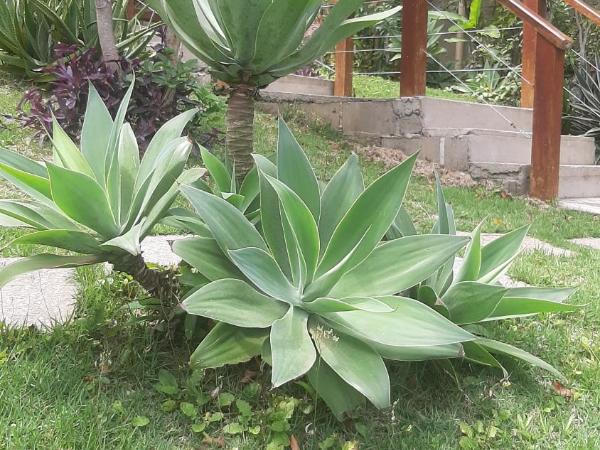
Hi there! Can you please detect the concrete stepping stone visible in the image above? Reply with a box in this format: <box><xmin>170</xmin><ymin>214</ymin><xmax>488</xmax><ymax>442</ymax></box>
<box><xmin>457</xmin><ymin>231</ymin><xmax>573</xmax><ymax>258</ymax></box>
<box><xmin>0</xmin><ymin>258</ymin><xmax>77</xmax><ymax>327</ymax></box>
<box><xmin>140</xmin><ymin>235</ymin><xmax>190</xmax><ymax>266</ymax></box>
<box><xmin>559</xmin><ymin>198</ymin><xmax>600</xmax><ymax>216</ymax></box>
<box><xmin>569</xmin><ymin>238</ymin><xmax>600</xmax><ymax>250</ymax></box>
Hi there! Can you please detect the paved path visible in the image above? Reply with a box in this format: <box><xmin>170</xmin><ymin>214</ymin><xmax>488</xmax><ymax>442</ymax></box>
<box><xmin>559</xmin><ymin>198</ymin><xmax>600</xmax><ymax>215</ymax></box>
<box><xmin>569</xmin><ymin>237</ymin><xmax>600</xmax><ymax>250</ymax></box>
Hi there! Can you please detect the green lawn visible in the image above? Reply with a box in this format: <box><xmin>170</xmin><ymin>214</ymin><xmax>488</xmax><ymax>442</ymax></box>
<box><xmin>1</xmin><ymin>78</ymin><xmax>600</xmax><ymax>449</ymax></box>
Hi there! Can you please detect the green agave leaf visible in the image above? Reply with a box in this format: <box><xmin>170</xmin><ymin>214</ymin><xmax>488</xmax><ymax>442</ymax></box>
<box><xmin>477</xmin><ymin>338</ymin><xmax>564</xmax><ymax>380</ymax></box>
<box><xmin>310</xmin><ymin>320</ymin><xmax>390</xmax><ymax>409</ymax></box>
<box><xmin>270</xmin><ymin>307</ymin><xmax>316</xmax><ymax>387</ymax></box>
<box><xmin>239</xmin><ymin>166</ymin><xmax>260</xmax><ymax>212</ymax></box>
<box><xmin>51</xmin><ymin>118</ymin><xmax>94</xmax><ymax>178</ymax></box>
<box><xmin>172</xmin><ymin>237</ymin><xmax>243</xmax><ymax>281</ymax></box>
<box><xmin>0</xmin><ymin>147</ymin><xmax>47</xmax><ymax>178</ymax></box>
<box><xmin>317</xmin><ymin>153</ymin><xmax>417</xmax><ymax>278</ymax></box>
<box><xmin>455</xmin><ymin>221</ymin><xmax>483</xmax><ymax>283</ymax></box>
<box><xmin>228</xmin><ymin>247</ymin><xmax>300</xmax><ymax>304</ymax></box>
<box><xmin>101</xmin><ymin>221</ymin><xmax>144</xmax><ymax>256</ymax></box>
<box><xmin>304</xmin><ymin>297</ymin><xmax>393</xmax><ymax>314</ymax></box>
<box><xmin>462</xmin><ymin>341</ymin><xmax>508</xmax><ymax>376</ymax></box>
<box><xmin>0</xmin><ymin>161</ymin><xmax>52</xmax><ymax>204</ymax></box>
<box><xmin>47</xmin><ymin>163</ymin><xmax>118</xmax><ymax>238</ymax></box>
<box><xmin>264</xmin><ymin>174</ymin><xmax>319</xmax><ymax>282</ymax></box>
<box><xmin>183</xmin><ymin>279</ymin><xmax>289</xmax><ymax>328</ymax></box>
<box><xmin>190</xmin><ymin>322</ymin><xmax>269</xmax><ymax>369</ymax></box>
<box><xmin>181</xmin><ymin>186</ymin><xmax>267</xmax><ymax>252</ymax></box>
<box><xmin>485</xmin><ymin>297</ymin><xmax>579</xmax><ymax>321</ymax></box>
<box><xmin>258</xmin><ymin>170</ymin><xmax>292</xmax><ymax>279</ymax></box>
<box><xmin>307</xmin><ymin>361</ymin><xmax>365</xmax><ymax>421</ymax></box>
<box><xmin>324</xmin><ymin>296</ymin><xmax>474</xmax><ymax>347</ymax></box>
<box><xmin>276</xmin><ymin>119</ymin><xmax>321</xmax><ymax>221</ymax></box>
<box><xmin>7</xmin><ymin>229</ymin><xmax>102</xmax><ymax>254</ymax></box>
<box><xmin>370</xmin><ymin>341</ymin><xmax>464</xmax><ymax>361</ymax></box>
<box><xmin>117</xmin><ymin>123</ymin><xmax>140</xmax><ymax>224</ymax></box>
<box><xmin>478</xmin><ymin>225</ymin><xmax>530</xmax><ymax>283</ymax></box>
<box><xmin>442</xmin><ymin>282</ymin><xmax>507</xmax><ymax>325</ymax></box>
<box><xmin>319</xmin><ymin>153</ymin><xmax>364</xmax><ymax>249</ymax></box>
<box><xmin>137</xmin><ymin>108</ymin><xmax>198</xmax><ymax>190</ymax></box>
<box><xmin>386</xmin><ymin>206</ymin><xmax>417</xmax><ymax>239</ymax></box>
<box><xmin>81</xmin><ymin>83</ymin><xmax>113</xmax><ymax>182</ymax></box>
<box><xmin>331</xmin><ymin>234</ymin><xmax>469</xmax><ymax>298</ymax></box>
<box><xmin>200</xmin><ymin>146</ymin><xmax>231</xmax><ymax>194</ymax></box>
<box><xmin>105</xmin><ymin>80</ymin><xmax>134</xmax><ymax>185</ymax></box>
<box><xmin>0</xmin><ymin>253</ymin><xmax>105</xmax><ymax>288</ymax></box>
<box><xmin>0</xmin><ymin>200</ymin><xmax>72</xmax><ymax>230</ymax></box>
<box><xmin>505</xmin><ymin>286</ymin><xmax>576</xmax><ymax>302</ymax></box>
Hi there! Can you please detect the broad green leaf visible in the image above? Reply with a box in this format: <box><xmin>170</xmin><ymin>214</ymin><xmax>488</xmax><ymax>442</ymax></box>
<box><xmin>455</xmin><ymin>221</ymin><xmax>483</xmax><ymax>283</ymax></box>
<box><xmin>317</xmin><ymin>153</ymin><xmax>417</xmax><ymax>277</ymax></box>
<box><xmin>264</xmin><ymin>174</ymin><xmax>319</xmax><ymax>281</ymax></box>
<box><xmin>319</xmin><ymin>153</ymin><xmax>364</xmax><ymax>249</ymax></box>
<box><xmin>0</xmin><ymin>254</ymin><xmax>105</xmax><ymax>288</ymax></box>
<box><xmin>370</xmin><ymin>341</ymin><xmax>464</xmax><ymax>361</ymax></box>
<box><xmin>200</xmin><ymin>146</ymin><xmax>231</xmax><ymax>193</ymax></box>
<box><xmin>462</xmin><ymin>341</ymin><xmax>507</xmax><ymax>376</ymax></box>
<box><xmin>307</xmin><ymin>361</ymin><xmax>365</xmax><ymax>420</ymax></box>
<box><xmin>505</xmin><ymin>286</ymin><xmax>576</xmax><ymax>302</ymax></box>
<box><xmin>101</xmin><ymin>221</ymin><xmax>144</xmax><ymax>256</ymax></box>
<box><xmin>386</xmin><ymin>206</ymin><xmax>416</xmax><ymax>239</ymax></box>
<box><xmin>8</xmin><ymin>229</ymin><xmax>102</xmax><ymax>254</ymax></box>
<box><xmin>477</xmin><ymin>338</ymin><xmax>564</xmax><ymax>379</ymax></box>
<box><xmin>478</xmin><ymin>225</ymin><xmax>530</xmax><ymax>283</ymax></box>
<box><xmin>0</xmin><ymin>147</ymin><xmax>47</xmax><ymax>178</ymax></box>
<box><xmin>324</xmin><ymin>296</ymin><xmax>474</xmax><ymax>347</ymax></box>
<box><xmin>485</xmin><ymin>297</ymin><xmax>578</xmax><ymax>321</ymax></box>
<box><xmin>182</xmin><ymin>186</ymin><xmax>267</xmax><ymax>252</ymax></box>
<box><xmin>138</xmin><ymin>108</ymin><xmax>198</xmax><ymax>186</ymax></box>
<box><xmin>172</xmin><ymin>237</ymin><xmax>243</xmax><ymax>281</ymax></box>
<box><xmin>0</xmin><ymin>162</ymin><xmax>52</xmax><ymax>203</ymax></box>
<box><xmin>239</xmin><ymin>167</ymin><xmax>260</xmax><ymax>212</ymax></box>
<box><xmin>47</xmin><ymin>163</ymin><xmax>118</xmax><ymax>238</ymax></box>
<box><xmin>190</xmin><ymin>322</ymin><xmax>269</xmax><ymax>369</ymax></box>
<box><xmin>304</xmin><ymin>297</ymin><xmax>393</xmax><ymax>314</ymax></box>
<box><xmin>331</xmin><ymin>235</ymin><xmax>469</xmax><ymax>298</ymax></box>
<box><xmin>105</xmin><ymin>80</ymin><xmax>134</xmax><ymax>182</ymax></box>
<box><xmin>442</xmin><ymin>282</ymin><xmax>507</xmax><ymax>325</ymax></box>
<box><xmin>118</xmin><ymin>123</ymin><xmax>140</xmax><ymax>224</ymax></box>
<box><xmin>51</xmin><ymin>118</ymin><xmax>94</xmax><ymax>178</ymax></box>
<box><xmin>310</xmin><ymin>321</ymin><xmax>390</xmax><ymax>408</ymax></box>
<box><xmin>276</xmin><ymin>119</ymin><xmax>321</xmax><ymax>220</ymax></box>
<box><xmin>0</xmin><ymin>200</ymin><xmax>73</xmax><ymax>230</ymax></box>
<box><xmin>228</xmin><ymin>247</ymin><xmax>300</xmax><ymax>304</ymax></box>
<box><xmin>81</xmin><ymin>84</ymin><xmax>113</xmax><ymax>182</ymax></box>
<box><xmin>258</xmin><ymin>171</ymin><xmax>291</xmax><ymax>279</ymax></box>
<box><xmin>183</xmin><ymin>279</ymin><xmax>289</xmax><ymax>327</ymax></box>
<box><xmin>270</xmin><ymin>307</ymin><xmax>316</xmax><ymax>387</ymax></box>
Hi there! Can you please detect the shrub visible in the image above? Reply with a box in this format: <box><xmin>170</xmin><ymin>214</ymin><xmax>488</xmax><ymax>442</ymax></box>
<box><xmin>169</xmin><ymin>119</ymin><xmax>576</xmax><ymax>419</ymax></box>
<box><xmin>0</xmin><ymin>82</ymin><xmax>203</xmax><ymax>302</ymax></box>
<box><xmin>19</xmin><ymin>42</ymin><xmax>225</xmax><ymax>152</ymax></box>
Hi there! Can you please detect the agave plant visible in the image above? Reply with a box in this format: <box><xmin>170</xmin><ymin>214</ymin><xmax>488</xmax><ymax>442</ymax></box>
<box><xmin>397</xmin><ymin>177</ymin><xmax>578</xmax><ymax>378</ymax></box>
<box><xmin>149</xmin><ymin>0</ymin><xmax>401</xmax><ymax>180</ymax></box>
<box><xmin>0</xmin><ymin>0</ymin><xmax>159</xmax><ymax>80</ymax></box>
<box><xmin>170</xmin><ymin>119</ymin><xmax>577</xmax><ymax>419</ymax></box>
<box><xmin>0</xmin><ymin>82</ymin><xmax>202</xmax><ymax>302</ymax></box>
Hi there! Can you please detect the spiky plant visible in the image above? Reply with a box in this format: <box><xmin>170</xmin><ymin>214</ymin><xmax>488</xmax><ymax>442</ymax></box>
<box><xmin>149</xmin><ymin>0</ymin><xmax>400</xmax><ymax>180</ymax></box>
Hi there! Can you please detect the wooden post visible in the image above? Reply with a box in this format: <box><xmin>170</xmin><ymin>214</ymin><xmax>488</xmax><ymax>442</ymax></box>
<box><xmin>529</xmin><ymin>36</ymin><xmax>565</xmax><ymax>200</ymax></box>
<box><xmin>400</xmin><ymin>0</ymin><xmax>428</xmax><ymax>97</ymax></box>
<box><xmin>521</xmin><ymin>0</ymin><xmax>546</xmax><ymax>107</ymax></box>
<box><xmin>334</xmin><ymin>37</ymin><xmax>354</xmax><ymax>97</ymax></box>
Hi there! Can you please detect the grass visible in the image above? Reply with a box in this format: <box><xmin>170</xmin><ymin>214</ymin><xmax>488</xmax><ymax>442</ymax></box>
<box><xmin>1</xmin><ymin>77</ymin><xmax>600</xmax><ymax>449</ymax></box>
<box><xmin>353</xmin><ymin>75</ymin><xmax>479</xmax><ymax>103</ymax></box>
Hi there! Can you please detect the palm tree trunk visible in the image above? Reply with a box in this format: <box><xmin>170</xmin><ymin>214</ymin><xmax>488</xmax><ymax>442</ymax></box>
<box><xmin>111</xmin><ymin>253</ymin><xmax>180</xmax><ymax>306</ymax></box>
<box><xmin>226</xmin><ymin>84</ymin><xmax>256</xmax><ymax>182</ymax></box>
<box><xmin>95</xmin><ymin>0</ymin><xmax>120</xmax><ymax>74</ymax></box>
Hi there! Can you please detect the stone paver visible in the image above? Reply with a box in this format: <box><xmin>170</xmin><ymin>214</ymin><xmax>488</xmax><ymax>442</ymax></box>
<box><xmin>140</xmin><ymin>235</ymin><xmax>190</xmax><ymax>266</ymax></box>
<box><xmin>569</xmin><ymin>237</ymin><xmax>600</xmax><ymax>250</ymax></box>
<box><xmin>0</xmin><ymin>258</ymin><xmax>77</xmax><ymax>327</ymax></box>
<box><xmin>457</xmin><ymin>231</ymin><xmax>573</xmax><ymax>258</ymax></box>
<box><xmin>559</xmin><ymin>198</ymin><xmax>600</xmax><ymax>215</ymax></box>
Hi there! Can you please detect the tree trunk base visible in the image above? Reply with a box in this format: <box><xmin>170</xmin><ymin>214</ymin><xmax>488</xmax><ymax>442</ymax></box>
<box><xmin>226</xmin><ymin>85</ymin><xmax>256</xmax><ymax>183</ymax></box>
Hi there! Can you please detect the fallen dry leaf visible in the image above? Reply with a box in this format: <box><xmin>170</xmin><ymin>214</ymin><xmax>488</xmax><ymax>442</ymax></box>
<box><xmin>290</xmin><ymin>435</ymin><xmax>301</xmax><ymax>450</ymax></box>
<box><xmin>202</xmin><ymin>434</ymin><xmax>225</xmax><ymax>448</ymax></box>
<box><xmin>552</xmin><ymin>381</ymin><xmax>574</xmax><ymax>399</ymax></box>
<box><xmin>240</xmin><ymin>369</ymin><xmax>257</xmax><ymax>384</ymax></box>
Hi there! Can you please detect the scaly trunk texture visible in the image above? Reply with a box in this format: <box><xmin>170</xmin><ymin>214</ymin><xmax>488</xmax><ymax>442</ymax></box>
<box><xmin>95</xmin><ymin>0</ymin><xmax>120</xmax><ymax>74</ymax></box>
<box><xmin>111</xmin><ymin>253</ymin><xmax>180</xmax><ymax>307</ymax></box>
<box><xmin>226</xmin><ymin>84</ymin><xmax>256</xmax><ymax>182</ymax></box>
